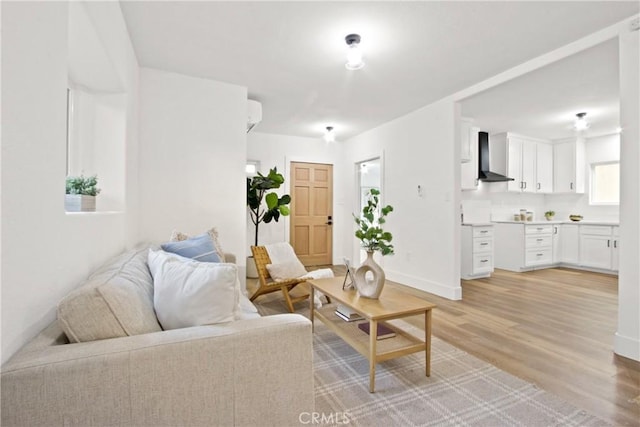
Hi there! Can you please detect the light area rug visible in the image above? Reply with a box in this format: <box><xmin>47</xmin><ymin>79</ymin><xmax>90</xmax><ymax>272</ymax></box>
<box><xmin>255</xmin><ymin>296</ymin><xmax>609</xmax><ymax>427</ymax></box>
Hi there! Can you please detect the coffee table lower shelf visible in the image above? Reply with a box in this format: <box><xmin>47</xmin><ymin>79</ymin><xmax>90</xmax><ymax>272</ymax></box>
<box><xmin>313</xmin><ymin>304</ymin><xmax>427</xmax><ymax>391</ymax></box>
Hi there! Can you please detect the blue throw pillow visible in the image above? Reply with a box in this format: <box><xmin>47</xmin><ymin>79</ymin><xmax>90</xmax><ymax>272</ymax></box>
<box><xmin>161</xmin><ymin>233</ymin><xmax>221</xmax><ymax>263</ymax></box>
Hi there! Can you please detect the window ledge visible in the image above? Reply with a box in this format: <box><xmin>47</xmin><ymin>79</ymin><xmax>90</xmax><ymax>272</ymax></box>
<box><xmin>65</xmin><ymin>210</ymin><xmax>124</xmax><ymax>216</ymax></box>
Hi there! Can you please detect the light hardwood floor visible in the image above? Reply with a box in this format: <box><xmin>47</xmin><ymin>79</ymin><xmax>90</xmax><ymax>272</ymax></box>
<box><xmin>249</xmin><ymin>266</ymin><xmax>639</xmax><ymax>426</ymax></box>
<box><xmin>395</xmin><ymin>267</ymin><xmax>640</xmax><ymax>427</ymax></box>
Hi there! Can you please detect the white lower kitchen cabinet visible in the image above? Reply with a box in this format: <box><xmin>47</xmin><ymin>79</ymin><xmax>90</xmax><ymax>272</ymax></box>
<box><xmin>579</xmin><ymin>225</ymin><xmax>619</xmax><ymax>271</ymax></box>
<box><xmin>551</xmin><ymin>225</ymin><xmax>561</xmax><ymax>263</ymax></box>
<box><xmin>461</xmin><ymin>225</ymin><xmax>494</xmax><ymax>279</ymax></box>
<box><xmin>493</xmin><ymin>221</ymin><xmax>619</xmax><ymax>275</ymax></box>
<box><xmin>494</xmin><ymin>223</ymin><xmax>554</xmax><ymax>272</ymax></box>
<box><xmin>612</xmin><ymin>226</ymin><xmax>620</xmax><ymax>271</ymax></box>
<box><xmin>560</xmin><ymin>224</ymin><xmax>580</xmax><ymax>264</ymax></box>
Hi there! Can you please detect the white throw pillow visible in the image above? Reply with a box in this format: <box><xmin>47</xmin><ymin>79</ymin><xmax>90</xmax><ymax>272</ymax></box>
<box><xmin>266</xmin><ymin>260</ymin><xmax>308</xmax><ymax>281</ymax></box>
<box><xmin>148</xmin><ymin>249</ymin><xmax>238</xmax><ymax>330</ymax></box>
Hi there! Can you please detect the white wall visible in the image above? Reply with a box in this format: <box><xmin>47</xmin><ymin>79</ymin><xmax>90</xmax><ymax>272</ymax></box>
<box><xmin>138</xmin><ymin>68</ymin><xmax>247</xmax><ymax>272</ymax></box>
<box><xmin>246</xmin><ymin>132</ymin><xmax>346</xmax><ymax>263</ymax></box>
<box><xmin>344</xmin><ymin>99</ymin><xmax>461</xmax><ymax>300</ymax></box>
<box><xmin>616</xmin><ymin>28</ymin><xmax>639</xmax><ymax>361</ymax></box>
<box><xmin>1</xmin><ymin>1</ymin><xmax>139</xmax><ymax>364</ymax></box>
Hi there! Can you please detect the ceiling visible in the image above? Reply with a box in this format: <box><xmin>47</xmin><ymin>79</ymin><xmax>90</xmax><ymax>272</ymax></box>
<box><xmin>461</xmin><ymin>38</ymin><xmax>620</xmax><ymax>140</ymax></box>
<box><xmin>119</xmin><ymin>1</ymin><xmax>639</xmax><ymax>141</ymax></box>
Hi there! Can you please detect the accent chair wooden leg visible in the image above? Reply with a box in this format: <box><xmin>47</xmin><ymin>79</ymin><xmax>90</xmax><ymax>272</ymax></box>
<box><xmin>282</xmin><ymin>287</ymin><xmax>296</xmax><ymax>313</ymax></box>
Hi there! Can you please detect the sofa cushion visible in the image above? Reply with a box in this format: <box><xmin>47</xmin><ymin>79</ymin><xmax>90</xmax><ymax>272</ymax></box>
<box><xmin>57</xmin><ymin>245</ymin><xmax>163</xmax><ymax>343</ymax></box>
<box><xmin>149</xmin><ymin>249</ymin><xmax>238</xmax><ymax>330</ymax></box>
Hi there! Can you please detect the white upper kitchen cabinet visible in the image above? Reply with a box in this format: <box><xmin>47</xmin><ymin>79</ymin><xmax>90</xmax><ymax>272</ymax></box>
<box><xmin>461</xmin><ymin>123</ymin><xmax>480</xmax><ymax>190</ymax></box>
<box><xmin>491</xmin><ymin>132</ymin><xmax>551</xmax><ymax>193</ymax></box>
<box><xmin>460</xmin><ymin>118</ymin><xmax>473</xmax><ymax>163</ymax></box>
<box><xmin>554</xmin><ymin>138</ymin><xmax>585</xmax><ymax>194</ymax></box>
<box><xmin>536</xmin><ymin>142</ymin><xmax>554</xmax><ymax>193</ymax></box>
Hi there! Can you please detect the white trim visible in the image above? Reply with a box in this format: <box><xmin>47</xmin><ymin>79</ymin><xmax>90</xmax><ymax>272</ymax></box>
<box><xmin>386</xmin><ymin>269</ymin><xmax>462</xmax><ymax>300</ymax></box>
<box><xmin>615</xmin><ymin>332</ymin><xmax>640</xmax><ymax>361</ymax></box>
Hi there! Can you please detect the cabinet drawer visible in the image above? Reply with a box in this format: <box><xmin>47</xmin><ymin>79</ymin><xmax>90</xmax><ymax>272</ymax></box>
<box><xmin>473</xmin><ymin>253</ymin><xmax>493</xmax><ymax>273</ymax></box>
<box><xmin>473</xmin><ymin>238</ymin><xmax>493</xmax><ymax>253</ymax></box>
<box><xmin>525</xmin><ymin>235</ymin><xmax>552</xmax><ymax>248</ymax></box>
<box><xmin>581</xmin><ymin>225</ymin><xmax>611</xmax><ymax>236</ymax></box>
<box><xmin>525</xmin><ymin>249</ymin><xmax>552</xmax><ymax>266</ymax></box>
<box><xmin>525</xmin><ymin>225</ymin><xmax>553</xmax><ymax>235</ymax></box>
<box><xmin>472</xmin><ymin>227</ymin><xmax>493</xmax><ymax>238</ymax></box>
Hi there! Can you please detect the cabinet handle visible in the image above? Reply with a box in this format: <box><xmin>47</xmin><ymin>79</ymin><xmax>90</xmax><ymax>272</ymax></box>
<box><xmin>537</xmin><ymin>183</ymin><xmax>541</xmax><ymax>190</ymax></box>
<box><xmin>480</xmin><ymin>259</ymin><xmax>488</xmax><ymax>263</ymax></box>
<box><xmin>480</xmin><ymin>242</ymin><xmax>489</xmax><ymax>246</ymax></box>
<box><xmin>554</xmin><ymin>227</ymin><xmax>558</xmax><ymax>234</ymax></box>
<box><xmin>536</xmin><ymin>238</ymin><xmax>543</xmax><ymax>242</ymax></box>
<box><xmin>570</xmin><ymin>182</ymin><xmax>574</xmax><ymax>190</ymax></box>
<box><xmin>523</xmin><ymin>182</ymin><xmax>527</xmax><ymax>189</ymax></box>
<box><xmin>537</xmin><ymin>227</ymin><xmax>543</xmax><ymax>230</ymax></box>
<box><xmin>607</xmin><ymin>240</ymin><xmax>610</xmax><ymax>247</ymax></box>
<box><xmin>614</xmin><ymin>240</ymin><xmax>617</xmax><ymax>248</ymax></box>
<box><xmin>480</xmin><ymin>230</ymin><xmax>488</xmax><ymax>234</ymax></box>
<box><xmin>537</xmin><ymin>253</ymin><xmax>544</xmax><ymax>257</ymax></box>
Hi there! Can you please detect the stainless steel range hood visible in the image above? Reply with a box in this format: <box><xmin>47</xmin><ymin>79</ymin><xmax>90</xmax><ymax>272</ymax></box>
<box><xmin>477</xmin><ymin>131</ymin><xmax>514</xmax><ymax>182</ymax></box>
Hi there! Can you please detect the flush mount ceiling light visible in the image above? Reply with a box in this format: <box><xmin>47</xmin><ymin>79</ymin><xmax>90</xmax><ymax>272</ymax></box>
<box><xmin>345</xmin><ymin>34</ymin><xmax>364</xmax><ymax>70</ymax></box>
<box><xmin>324</xmin><ymin>126</ymin><xmax>335</xmax><ymax>143</ymax></box>
<box><xmin>574</xmin><ymin>112</ymin><xmax>590</xmax><ymax>131</ymax></box>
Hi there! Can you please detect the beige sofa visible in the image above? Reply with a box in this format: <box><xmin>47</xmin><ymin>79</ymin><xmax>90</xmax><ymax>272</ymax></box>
<box><xmin>1</xmin><ymin>245</ymin><xmax>314</xmax><ymax>426</ymax></box>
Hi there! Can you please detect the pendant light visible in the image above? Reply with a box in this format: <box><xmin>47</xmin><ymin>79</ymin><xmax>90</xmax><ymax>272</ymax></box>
<box><xmin>345</xmin><ymin>34</ymin><xmax>364</xmax><ymax>70</ymax></box>
<box><xmin>574</xmin><ymin>112</ymin><xmax>590</xmax><ymax>131</ymax></box>
<box><xmin>324</xmin><ymin>126</ymin><xmax>335</xmax><ymax>143</ymax></box>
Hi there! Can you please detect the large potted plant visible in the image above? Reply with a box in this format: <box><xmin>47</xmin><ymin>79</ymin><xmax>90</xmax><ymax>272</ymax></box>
<box><xmin>246</xmin><ymin>167</ymin><xmax>291</xmax><ymax>277</ymax></box>
<box><xmin>65</xmin><ymin>175</ymin><xmax>100</xmax><ymax>212</ymax></box>
<box><xmin>353</xmin><ymin>188</ymin><xmax>394</xmax><ymax>299</ymax></box>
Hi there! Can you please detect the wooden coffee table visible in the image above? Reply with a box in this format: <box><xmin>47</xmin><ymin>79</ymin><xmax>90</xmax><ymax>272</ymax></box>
<box><xmin>308</xmin><ymin>277</ymin><xmax>436</xmax><ymax>392</ymax></box>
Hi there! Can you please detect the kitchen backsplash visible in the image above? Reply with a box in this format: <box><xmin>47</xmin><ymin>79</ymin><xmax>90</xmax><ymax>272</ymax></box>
<box><xmin>461</xmin><ymin>184</ymin><xmax>620</xmax><ymax>222</ymax></box>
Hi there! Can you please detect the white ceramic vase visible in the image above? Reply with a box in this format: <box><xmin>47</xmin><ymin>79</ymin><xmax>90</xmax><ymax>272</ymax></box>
<box><xmin>354</xmin><ymin>251</ymin><xmax>385</xmax><ymax>299</ymax></box>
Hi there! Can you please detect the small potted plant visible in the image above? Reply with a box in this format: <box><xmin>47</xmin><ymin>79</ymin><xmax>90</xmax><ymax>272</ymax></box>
<box><xmin>544</xmin><ymin>210</ymin><xmax>555</xmax><ymax>221</ymax></box>
<box><xmin>65</xmin><ymin>175</ymin><xmax>100</xmax><ymax>212</ymax></box>
<box><xmin>352</xmin><ymin>188</ymin><xmax>394</xmax><ymax>299</ymax></box>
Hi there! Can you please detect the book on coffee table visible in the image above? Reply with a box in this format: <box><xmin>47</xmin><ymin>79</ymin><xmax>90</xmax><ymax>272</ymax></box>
<box><xmin>335</xmin><ymin>304</ymin><xmax>363</xmax><ymax>322</ymax></box>
<box><xmin>357</xmin><ymin>322</ymin><xmax>396</xmax><ymax>340</ymax></box>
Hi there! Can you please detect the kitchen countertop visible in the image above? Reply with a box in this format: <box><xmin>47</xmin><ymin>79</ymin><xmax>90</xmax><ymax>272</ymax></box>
<box><xmin>492</xmin><ymin>220</ymin><xmax>619</xmax><ymax>226</ymax></box>
<box><xmin>461</xmin><ymin>222</ymin><xmax>494</xmax><ymax>226</ymax></box>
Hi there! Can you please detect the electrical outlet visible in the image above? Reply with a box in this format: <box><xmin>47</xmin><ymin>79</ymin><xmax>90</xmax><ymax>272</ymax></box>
<box><xmin>630</xmin><ymin>17</ymin><xmax>640</xmax><ymax>32</ymax></box>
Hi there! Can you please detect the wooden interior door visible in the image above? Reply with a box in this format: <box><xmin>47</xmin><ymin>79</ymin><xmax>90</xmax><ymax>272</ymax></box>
<box><xmin>290</xmin><ymin>162</ymin><xmax>333</xmax><ymax>266</ymax></box>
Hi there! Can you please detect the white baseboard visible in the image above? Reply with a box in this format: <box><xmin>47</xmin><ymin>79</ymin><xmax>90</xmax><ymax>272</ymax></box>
<box><xmin>385</xmin><ymin>269</ymin><xmax>462</xmax><ymax>300</ymax></box>
<box><xmin>614</xmin><ymin>333</ymin><xmax>640</xmax><ymax>361</ymax></box>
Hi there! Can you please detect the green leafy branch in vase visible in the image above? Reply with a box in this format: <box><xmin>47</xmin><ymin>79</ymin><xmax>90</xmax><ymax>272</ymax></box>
<box><xmin>353</xmin><ymin>188</ymin><xmax>394</xmax><ymax>255</ymax></box>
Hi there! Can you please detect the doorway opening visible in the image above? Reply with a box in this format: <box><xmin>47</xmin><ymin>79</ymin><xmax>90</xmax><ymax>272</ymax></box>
<box><xmin>355</xmin><ymin>158</ymin><xmax>382</xmax><ymax>266</ymax></box>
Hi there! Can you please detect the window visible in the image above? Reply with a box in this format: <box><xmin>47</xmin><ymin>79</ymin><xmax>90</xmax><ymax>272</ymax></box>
<box><xmin>590</xmin><ymin>162</ymin><xmax>619</xmax><ymax>205</ymax></box>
